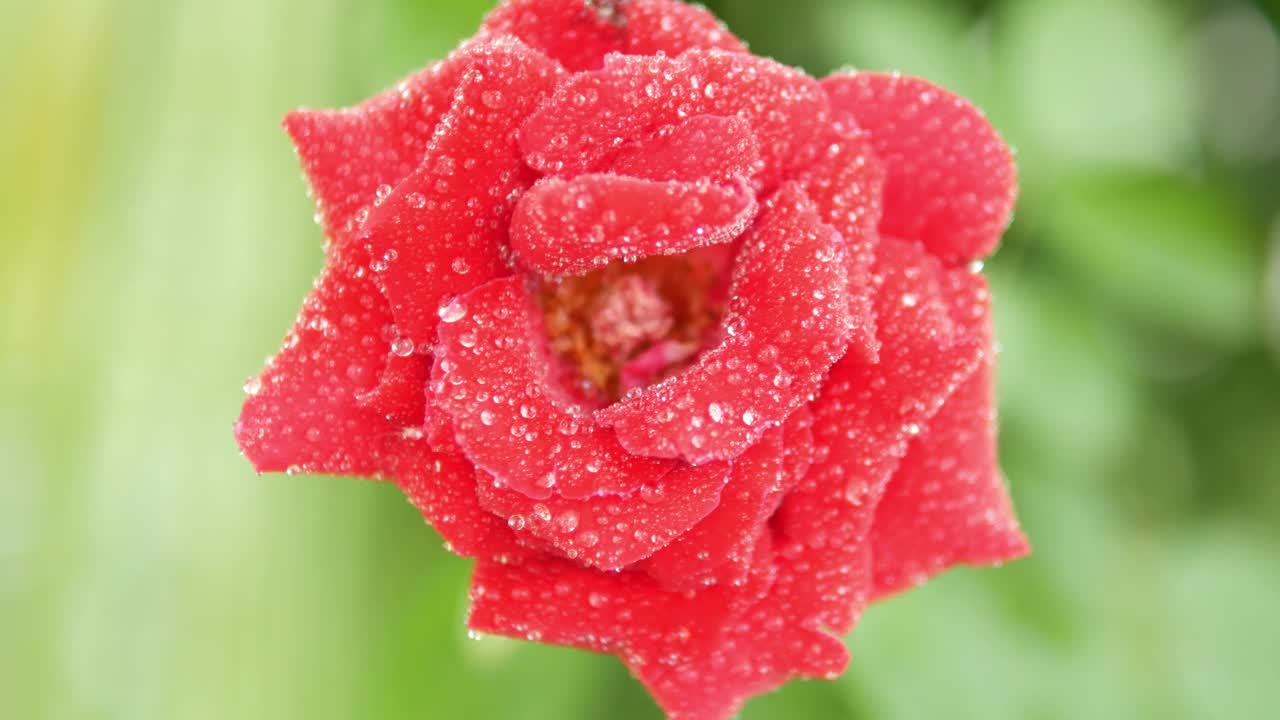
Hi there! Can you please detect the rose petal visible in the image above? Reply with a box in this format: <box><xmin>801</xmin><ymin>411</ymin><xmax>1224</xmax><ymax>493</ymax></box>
<box><xmin>480</xmin><ymin>0</ymin><xmax>746</xmax><ymax>72</ymax></box>
<box><xmin>234</xmin><ymin>255</ymin><xmax>401</xmax><ymax>476</ymax></box>
<box><xmin>869</xmin><ymin>270</ymin><xmax>1029</xmax><ymax>598</ymax></box>
<box><xmin>777</xmin><ymin>236</ymin><xmax>985</xmax><ymax>550</ymax></box>
<box><xmin>468</xmin><ymin>517</ymin><xmax>860</xmax><ymax>720</ymax></box>
<box><xmin>510</xmin><ymin>174</ymin><xmax>757</xmax><ymax>276</ymax></box>
<box><xmin>434</xmin><ymin>276</ymin><xmax>678</xmax><ymax>499</ymax></box>
<box><xmin>823</xmin><ymin>72</ymin><xmax>1017</xmax><ymax>263</ymax></box>
<box><xmin>283</xmin><ymin>46</ymin><xmax>475</xmax><ymax>246</ymax></box>
<box><xmin>356</xmin><ymin>352</ymin><xmax>429</xmax><ymax>429</ymax></box>
<box><xmin>520</xmin><ymin>50</ymin><xmax>829</xmax><ymax>190</ymax></box>
<box><xmin>796</xmin><ymin>121</ymin><xmax>886</xmax><ymax>363</ymax></box>
<box><xmin>392</xmin><ymin>439</ymin><xmax>529</xmax><ymax>562</ymax></box>
<box><xmin>363</xmin><ymin>38</ymin><xmax>562</xmax><ymax>348</ymax></box>
<box><xmin>641</xmin><ymin>428</ymin><xmax>784</xmax><ymax>590</ymax></box>
<box><xmin>780</xmin><ymin>405</ymin><xmax>815</xmax><ymax>493</ymax></box>
<box><xmin>597</xmin><ymin>184</ymin><xmax>851</xmax><ymax>464</ymax></box>
<box><xmin>475</xmin><ymin>460</ymin><xmax>731</xmax><ymax>570</ymax></box>
<box><xmin>607</xmin><ymin>115</ymin><xmax>762</xmax><ymax>184</ymax></box>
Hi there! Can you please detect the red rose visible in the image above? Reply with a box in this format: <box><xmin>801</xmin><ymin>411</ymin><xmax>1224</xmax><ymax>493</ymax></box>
<box><xmin>234</xmin><ymin>0</ymin><xmax>1029</xmax><ymax>717</ymax></box>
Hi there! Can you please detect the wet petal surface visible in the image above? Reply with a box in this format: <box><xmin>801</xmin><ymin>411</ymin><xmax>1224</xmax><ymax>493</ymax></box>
<box><xmin>363</xmin><ymin>38</ymin><xmax>561</xmax><ymax>348</ymax></box>
<box><xmin>607</xmin><ymin>114</ymin><xmax>761</xmax><ymax>184</ymax></box>
<box><xmin>823</xmin><ymin>72</ymin><xmax>1017</xmax><ymax>263</ymax></box>
<box><xmin>796</xmin><ymin>122</ymin><xmax>886</xmax><ymax>362</ymax></box>
<box><xmin>521</xmin><ymin>50</ymin><xmax>829</xmax><ymax>189</ymax></box>
<box><xmin>597</xmin><ymin>185</ymin><xmax>851</xmax><ymax>464</ymax></box>
<box><xmin>235</xmin><ymin>254</ymin><xmax>401</xmax><ymax>477</ymax></box>
<box><xmin>476</xmin><ymin>460</ymin><xmax>731</xmax><ymax>570</ymax></box>
<box><xmin>869</xmin><ymin>271</ymin><xmax>1029</xmax><ymax>598</ymax></box>
<box><xmin>433</xmin><ymin>276</ymin><xmax>677</xmax><ymax>500</ymax></box>
<box><xmin>283</xmin><ymin>47</ymin><xmax>474</xmax><ymax>246</ymax></box>
<box><xmin>511</xmin><ymin>173</ymin><xmax>757</xmax><ymax>276</ymax></box>
<box><xmin>480</xmin><ymin>0</ymin><xmax>745</xmax><ymax>72</ymax></box>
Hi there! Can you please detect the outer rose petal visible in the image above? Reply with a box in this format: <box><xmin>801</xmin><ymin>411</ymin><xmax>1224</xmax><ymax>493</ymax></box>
<box><xmin>468</xmin><ymin>521</ymin><xmax>861</xmax><ymax>720</ymax></box>
<box><xmin>284</xmin><ymin>47</ymin><xmax>473</xmax><ymax>246</ymax></box>
<box><xmin>796</xmin><ymin>121</ymin><xmax>886</xmax><ymax>363</ymax></box>
<box><xmin>510</xmin><ymin>174</ymin><xmax>757</xmax><ymax>276</ymax></box>
<box><xmin>780</xmin><ymin>405</ymin><xmax>815</xmax><ymax>492</ymax></box>
<box><xmin>363</xmin><ymin>38</ymin><xmax>561</xmax><ymax>348</ymax></box>
<box><xmin>357</xmin><ymin>352</ymin><xmax>429</xmax><ymax>428</ymax></box>
<box><xmin>520</xmin><ymin>50</ymin><xmax>829</xmax><ymax>190</ymax></box>
<box><xmin>777</xmin><ymin>236</ymin><xmax>984</xmax><ymax>551</ymax></box>
<box><xmin>392</xmin><ymin>439</ymin><xmax>529</xmax><ymax>562</ymax></box>
<box><xmin>475</xmin><ymin>461</ymin><xmax>732</xmax><ymax>570</ymax></box>
<box><xmin>607</xmin><ymin>115</ymin><xmax>762</xmax><ymax>184</ymax></box>
<box><xmin>597</xmin><ymin>185</ymin><xmax>851</xmax><ymax>464</ymax></box>
<box><xmin>641</xmin><ymin>427</ymin><xmax>784</xmax><ymax>590</ymax></box>
<box><xmin>433</xmin><ymin>276</ymin><xmax>678</xmax><ymax>499</ymax></box>
<box><xmin>822</xmin><ymin>72</ymin><xmax>1017</xmax><ymax>263</ymax></box>
<box><xmin>235</xmin><ymin>254</ymin><xmax>402</xmax><ymax>477</ymax></box>
<box><xmin>480</xmin><ymin>0</ymin><xmax>746</xmax><ymax>72</ymax></box>
<box><xmin>869</xmin><ymin>272</ymin><xmax>1029</xmax><ymax>598</ymax></box>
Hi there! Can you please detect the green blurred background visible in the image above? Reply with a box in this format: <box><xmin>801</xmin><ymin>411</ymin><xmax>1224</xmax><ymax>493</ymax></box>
<box><xmin>3</xmin><ymin>0</ymin><xmax>1279</xmax><ymax>717</ymax></box>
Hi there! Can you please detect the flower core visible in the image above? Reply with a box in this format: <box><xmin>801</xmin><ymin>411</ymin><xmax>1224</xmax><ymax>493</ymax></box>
<box><xmin>538</xmin><ymin>250</ymin><xmax>728</xmax><ymax>402</ymax></box>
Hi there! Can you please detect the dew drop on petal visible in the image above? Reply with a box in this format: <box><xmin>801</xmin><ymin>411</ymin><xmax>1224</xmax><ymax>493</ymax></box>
<box><xmin>438</xmin><ymin>298</ymin><xmax>467</xmax><ymax>323</ymax></box>
<box><xmin>242</xmin><ymin>377</ymin><xmax>262</xmax><ymax>396</ymax></box>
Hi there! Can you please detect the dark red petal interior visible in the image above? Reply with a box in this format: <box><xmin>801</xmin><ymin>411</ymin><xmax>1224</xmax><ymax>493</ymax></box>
<box><xmin>823</xmin><ymin>72</ymin><xmax>1017</xmax><ymax>263</ymax></box>
<box><xmin>510</xmin><ymin>173</ymin><xmax>757</xmax><ymax>276</ymax></box>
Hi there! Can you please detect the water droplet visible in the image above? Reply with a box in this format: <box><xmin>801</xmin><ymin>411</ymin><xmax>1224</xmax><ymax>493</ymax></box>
<box><xmin>451</xmin><ymin>257</ymin><xmax>470</xmax><ymax>275</ymax></box>
<box><xmin>556</xmin><ymin>511</ymin><xmax>580</xmax><ymax>533</ymax></box>
<box><xmin>708</xmin><ymin>402</ymin><xmax>725</xmax><ymax>423</ymax></box>
<box><xmin>577</xmin><ymin>530</ymin><xmax>599</xmax><ymax>547</ymax></box>
<box><xmin>741</xmin><ymin>410</ymin><xmax>757</xmax><ymax>426</ymax></box>
<box><xmin>507</xmin><ymin>515</ymin><xmax>526</xmax><ymax>531</ymax></box>
<box><xmin>480</xmin><ymin>410</ymin><xmax>496</xmax><ymax>426</ymax></box>
<box><xmin>438</xmin><ymin>298</ymin><xmax>467</xmax><ymax>323</ymax></box>
<box><xmin>242</xmin><ymin>377</ymin><xmax>262</xmax><ymax>396</ymax></box>
<box><xmin>391</xmin><ymin>337</ymin><xmax>415</xmax><ymax>356</ymax></box>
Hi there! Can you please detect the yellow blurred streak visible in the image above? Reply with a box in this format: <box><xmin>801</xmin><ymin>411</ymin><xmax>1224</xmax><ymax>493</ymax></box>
<box><xmin>0</xmin><ymin>0</ymin><xmax>112</xmax><ymax>370</ymax></box>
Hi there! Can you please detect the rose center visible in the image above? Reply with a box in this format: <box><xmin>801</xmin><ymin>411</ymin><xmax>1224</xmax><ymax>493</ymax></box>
<box><xmin>538</xmin><ymin>249</ymin><xmax>730</xmax><ymax>404</ymax></box>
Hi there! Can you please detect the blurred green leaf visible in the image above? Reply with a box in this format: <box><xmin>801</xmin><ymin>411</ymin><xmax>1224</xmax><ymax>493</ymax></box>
<box><xmin>1042</xmin><ymin>171</ymin><xmax>1261</xmax><ymax>350</ymax></box>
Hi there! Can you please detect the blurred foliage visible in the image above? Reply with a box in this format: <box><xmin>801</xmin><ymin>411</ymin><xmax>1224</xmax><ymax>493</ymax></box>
<box><xmin>2</xmin><ymin>0</ymin><xmax>1278</xmax><ymax>718</ymax></box>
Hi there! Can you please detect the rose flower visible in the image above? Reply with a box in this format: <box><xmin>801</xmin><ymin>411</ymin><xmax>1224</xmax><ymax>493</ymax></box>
<box><xmin>234</xmin><ymin>0</ymin><xmax>1029</xmax><ymax>717</ymax></box>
